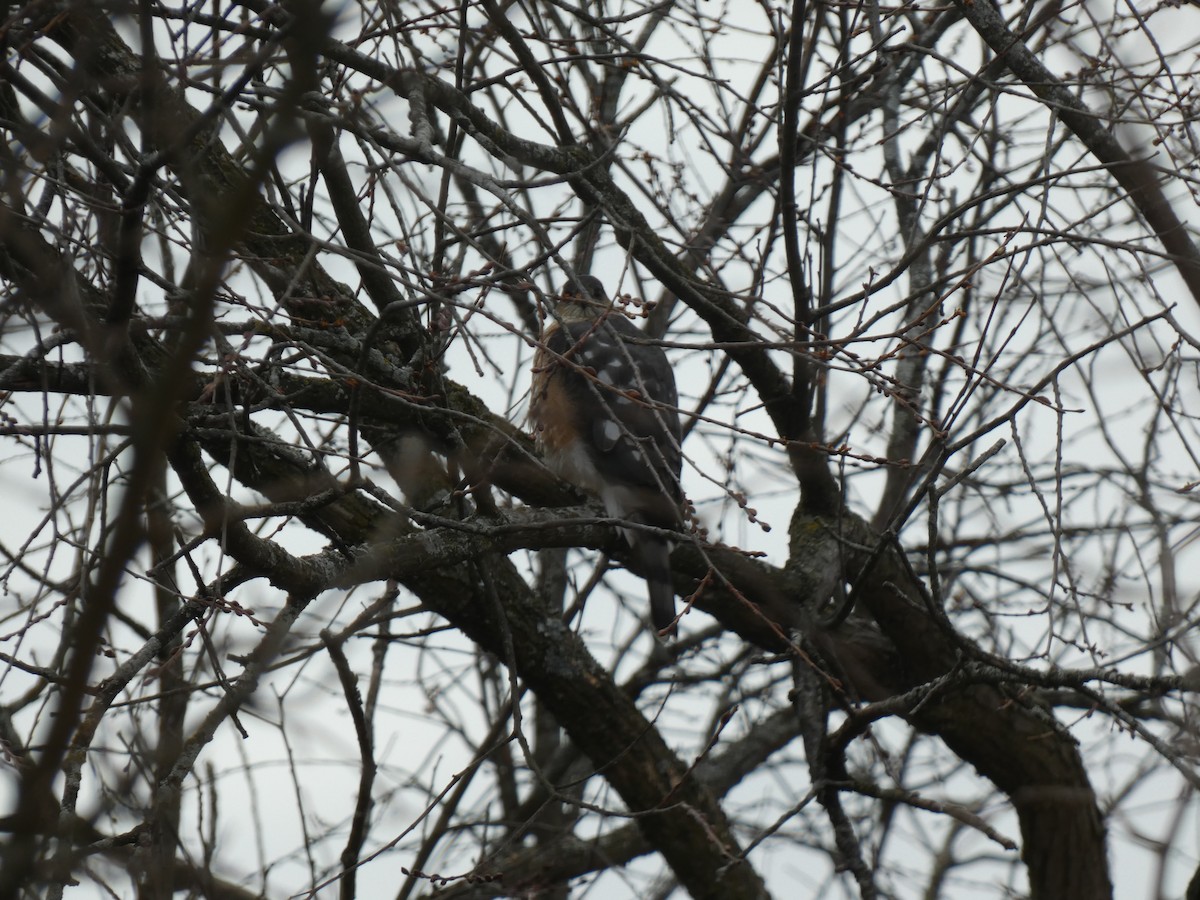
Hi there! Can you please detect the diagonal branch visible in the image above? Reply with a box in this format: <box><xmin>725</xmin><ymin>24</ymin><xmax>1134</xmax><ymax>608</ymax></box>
<box><xmin>952</xmin><ymin>0</ymin><xmax>1200</xmax><ymax>306</ymax></box>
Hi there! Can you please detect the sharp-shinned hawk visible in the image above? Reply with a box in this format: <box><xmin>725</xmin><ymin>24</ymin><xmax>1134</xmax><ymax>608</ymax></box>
<box><xmin>530</xmin><ymin>275</ymin><xmax>684</xmax><ymax>635</ymax></box>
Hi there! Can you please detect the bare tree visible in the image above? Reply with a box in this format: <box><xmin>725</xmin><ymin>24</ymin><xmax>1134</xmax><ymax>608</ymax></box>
<box><xmin>1</xmin><ymin>1</ymin><xmax>1199</xmax><ymax>898</ymax></box>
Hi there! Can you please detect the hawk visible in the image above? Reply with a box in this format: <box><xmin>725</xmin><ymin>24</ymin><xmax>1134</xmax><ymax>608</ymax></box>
<box><xmin>530</xmin><ymin>275</ymin><xmax>684</xmax><ymax>635</ymax></box>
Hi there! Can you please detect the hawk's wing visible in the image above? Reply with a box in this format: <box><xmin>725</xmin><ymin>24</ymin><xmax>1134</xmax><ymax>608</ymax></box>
<box><xmin>541</xmin><ymin>313</ymin><xmax>682</xmax><ymax>525</ymax></box>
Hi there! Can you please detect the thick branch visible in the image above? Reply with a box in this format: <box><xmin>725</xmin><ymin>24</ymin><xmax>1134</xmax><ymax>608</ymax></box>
<box><xmin>790</xmin><ymin>509</ymin><xmax>1112</xmax><ymax>900</ymax></box>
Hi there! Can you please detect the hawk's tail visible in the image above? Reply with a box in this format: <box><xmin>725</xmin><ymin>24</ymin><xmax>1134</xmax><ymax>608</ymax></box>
<box><xmin>634</xmin><ymin>535</ymin><xmax>677</xmax><ymax>636</ymax></box>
